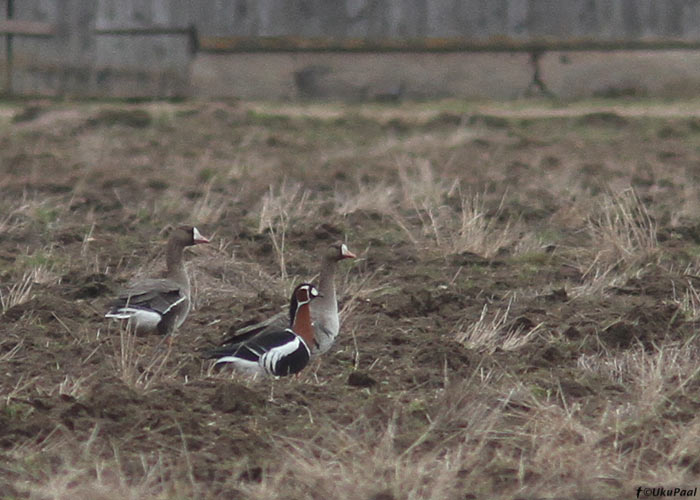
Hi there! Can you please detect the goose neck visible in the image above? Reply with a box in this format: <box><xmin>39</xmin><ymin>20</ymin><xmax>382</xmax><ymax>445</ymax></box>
<box><xmin>292</xmin><ymin>300</ymin><xmax>314</xmax><ymax>346</ymax></box>
<box><xmin>165</xmin><ymin>240</ymin><xmax>188</xmax><ymax>285</ymax></box>
<box><xmin>318</xmin><ymin>257</ymin><xmax>337</xmax><ymax>300</ymax></box>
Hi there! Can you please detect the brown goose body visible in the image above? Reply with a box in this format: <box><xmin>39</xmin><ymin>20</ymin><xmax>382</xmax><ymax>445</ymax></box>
<box><xmin>105</xmin><ymin>226</ymin><xmax>209</xmax><ymax>335</ymax></box>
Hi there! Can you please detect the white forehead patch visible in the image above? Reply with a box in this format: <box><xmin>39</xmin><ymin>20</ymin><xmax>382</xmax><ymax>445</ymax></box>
<box><xmin>193</xmin><ymin>227</ymin><xmax>204</xmax><ymax>240</ymax></box>
<box><xmin>341</xmin><ymin>243</ymin><xmax>348</xmax><ymax>254</ymax></box>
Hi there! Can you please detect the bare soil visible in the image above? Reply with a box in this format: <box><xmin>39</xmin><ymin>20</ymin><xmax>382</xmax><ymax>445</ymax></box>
<box><xmin>1</xmin><ymin>98</ymin><xmax>700</xmax><ymax>499</ymax></box>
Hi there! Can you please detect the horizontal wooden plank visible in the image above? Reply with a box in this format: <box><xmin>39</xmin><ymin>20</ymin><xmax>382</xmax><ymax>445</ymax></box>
<box><xmin>0</xmin><ymin>20</ymin><xmax>55</xmax><ymax>36</ymax></box>
<box><xmin>94</xmin><ymin>25</ymin><xmax>199</xmax><ymax>52</ymax></box>
<box><xmin>198</xmin><ymin>35</ymin><xmax>700</xmax><ymax>53</ymax></box>
<box><xmin>94</xmin><ymin>26</ymin><xmax>195</xmax><ymax>36</ymax></box>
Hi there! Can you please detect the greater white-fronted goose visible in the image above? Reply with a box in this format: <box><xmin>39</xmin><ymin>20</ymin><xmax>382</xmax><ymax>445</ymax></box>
<box><xmin>310</xmin><ymin>241</ymin><xmax>356</xmax><ymax>354</ymax></box>
<box><xmin>207</xmin><ymin>283</ymin><xmax>319</xmax><ymax>377</ymax></box>
<box><xmin>221</xmin><ymin>242</ymin><xmax>356</xmax><ymax>355</ymax></box>
<box><xmin>105</xmin><ymin>225</ymin><xmax>210</xmax><ymax>335</ymax></box>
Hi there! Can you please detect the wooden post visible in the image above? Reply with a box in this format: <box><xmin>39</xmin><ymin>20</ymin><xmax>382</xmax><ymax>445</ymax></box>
<box><xmin>0</xmin><ymin>13</ymin><xmax>55</xmax><ymax>95</ymax></box>
<box><xmin>4</xmin><ymin>0</ymin><xmax>12</xmax><ymax>95</ymax></box>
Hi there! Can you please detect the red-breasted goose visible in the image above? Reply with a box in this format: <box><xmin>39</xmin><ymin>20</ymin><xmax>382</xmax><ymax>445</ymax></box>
<box><xmin>105</xmin><ymin>225</ymin><xmax>210</xmax><ymax>335</ymax></box>
<box><xmin>221</xmin><ymin>242</ymin><xmax>356</xmax><ymax>356</ymax></box>
<box><xmin>207</xmin><ymin>283</ymin><xmax>319</xmax><ymax>377</ymax></box>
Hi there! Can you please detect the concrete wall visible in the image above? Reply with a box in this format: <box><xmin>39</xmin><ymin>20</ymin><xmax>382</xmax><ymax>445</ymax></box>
<box><xmin>2</xmin><ymin>0</ymin><xmax>700</xmax><ymax>98</ymax></box>
<box><xmin>542</xmin><ymin>50</ymin><xmax>700</xmax><ymax>98</ymax></box>
<box><xmin>191</xmin><ymin>52</ymin><xmax>534</xmax><ymax>100</ymax></box>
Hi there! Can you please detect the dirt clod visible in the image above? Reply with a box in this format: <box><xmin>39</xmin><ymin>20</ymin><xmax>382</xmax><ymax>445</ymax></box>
<box><xmin>211</xmin><ymin>382</ymin><xmax>265</xmax><ymax>413</ymax></box>
<box><xmin>348</xmin><ymin>371</ymin><xmax>378</xmax><ymax>388</ymax></box>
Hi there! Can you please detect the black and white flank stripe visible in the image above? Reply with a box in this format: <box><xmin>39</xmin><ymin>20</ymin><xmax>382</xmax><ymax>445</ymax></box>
<box><xmin>207</xmin><ymin>283</ymin><xmax>319</xmax><ymax>377</ymax></box>
<box><xmin>210</xmin><ymin>328</ymin><xmax>311</xmax><ymax>377</ymax></box>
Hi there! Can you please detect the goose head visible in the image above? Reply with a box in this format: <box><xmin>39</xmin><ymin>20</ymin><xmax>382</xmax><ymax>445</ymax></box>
<box><xmin>171</xmin><ymin>225</ymin><xmax>210</xmax><ymax>246</ymax></box>
<box><xmin>326</xmin><ymin>241</ymin><xmax>356</xmax><ymax>261</ymax></box>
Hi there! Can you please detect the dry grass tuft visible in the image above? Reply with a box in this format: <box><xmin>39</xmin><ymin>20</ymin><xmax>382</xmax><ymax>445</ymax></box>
<box><xmin>345</xmin><ymin>159</ymin><xmax>518</xmax><ymax>258</ymax></box>
<box><xmin>566</xmin><ymin>188</ymin><xmax>659</xmax><ymax>298</ymax></box>
<box><xmin>585</xmin><ymin>188</ymin><xmax>658</xmax><ymax>273</ymax></box>
<box><xmin>334</xmin><ymin>181</ymin><xmax>398</xmax><ymax>216</ymax></box>
<box><xmin>190</xmin><ymin>181</ymin><xmax>231</xmax><ymax>224</ymax></box>
<box><xmin>578</xmin><ymin>339</ymin><xmax>700</xmax><ymax>417</ymax></box>
<box><xmin>257</xmin><ymin>182</ymin><xmax>313</xmax><ymax>280</ymax></box>
<box><xmin>446</xmin><ymin>192</ymin><xmax>517</xmax><ymax>257</ymax></box>
<box><xmin>110</xmin><ymin>325</ymin><xmax>177</xmax><ymax>392</ymax></box>
<box><xmin>0</xmin><ymin>270</ymin><xmax>37</xmax><ymax>313</ymax></box>
<box><xmin>672</xmin><ymin>270</ymin><xmax>700</xmax><ymax>321</ymax></box>
<box><xmin>10</xmin><ymin>433</ymin><xmax>200</xmax><ymax>500</ymax></box>
<box><xmin>455</xmin><ymin>298</ymin><xmax>544</xmax><ymax>353</ymax></box>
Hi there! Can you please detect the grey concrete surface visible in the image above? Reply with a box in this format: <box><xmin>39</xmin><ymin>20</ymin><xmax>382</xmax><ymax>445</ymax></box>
<box><xmin>191</xmin><ymin>52</ymin><xmax>534</xmax><ymax>100</ymax></box>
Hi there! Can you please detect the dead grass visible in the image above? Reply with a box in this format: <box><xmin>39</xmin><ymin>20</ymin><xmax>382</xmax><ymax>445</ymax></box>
<box><xmin>0</xmin><ymin>271</ymin><xmax>35</xmax><ymax>314</ymax></box>
<box><xmin>243</xmin><ymin>381</ymin><xmax>500</xmax><ymax>500</ymax></box>
<box><xmin>455</xmin><ymin>298</ymin><xmax>544</xmax><ymax>353</ymax></box>
<box><xmin>8</xmin><ymin>434</ymin><xmax>200</xmax><ymax>500</ymax></box>
<box><xmin>110</xmin><ymin>325</ymin><xmax>177</xmax><ymax>392</ymax></box>
<box><xmin>3</xmin><ymin>99</ymin><xmax>700</xmax><ymax>500</ymax></box>
<box><xmin>337</xmin><ymin>160</ymin><xmax>518</xmax><ymax>258</ymax></box>
<box><xmin>257</xmin><ymin>182</ymin><xmax>314</xmax><ymax>281</ymax></box>
<box><xmin>564</xmin><ymin>188</ymin><xmax>660</xmax><ymax>299</ymax></box>
<box><xmin>393</xmin><ymin>192</ymin><xmax>516</xmax><ymax>258</ymax></box>
<box><xmin>586</xmin><ymin>188</ymin><xmax>658</xmax><ymax>272</ymax></box>
<box><xmin>442</xmin><ymin>192</ymin><xmax>518</xmax><ymax>257</ymax></box>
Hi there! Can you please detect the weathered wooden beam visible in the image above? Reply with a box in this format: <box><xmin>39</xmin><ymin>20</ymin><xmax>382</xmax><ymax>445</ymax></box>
<box><xmin>94</xmin><ymin>25</ymin><xmax>198</xmax><ymax>52</ymax></box>
<box><xmin>94</xmin><ymin>25</ymin><xmax>194</xmax><ymax>36</ymax></box>
<box><xmin>0</xmin><ymin>20</ymin><xmax>55</xmax><ymax>36</ymax></box>
<box><xmin>198</xmin><ymin>35</ymin><xmax>700</xmax><ymax>53</ymax></box>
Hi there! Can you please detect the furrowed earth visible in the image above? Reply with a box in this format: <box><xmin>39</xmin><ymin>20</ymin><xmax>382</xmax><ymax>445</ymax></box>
<box><xmin>2</xmin><ymin>98</ymin><xmax>700</xmax><ymax>499</ymax></box>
